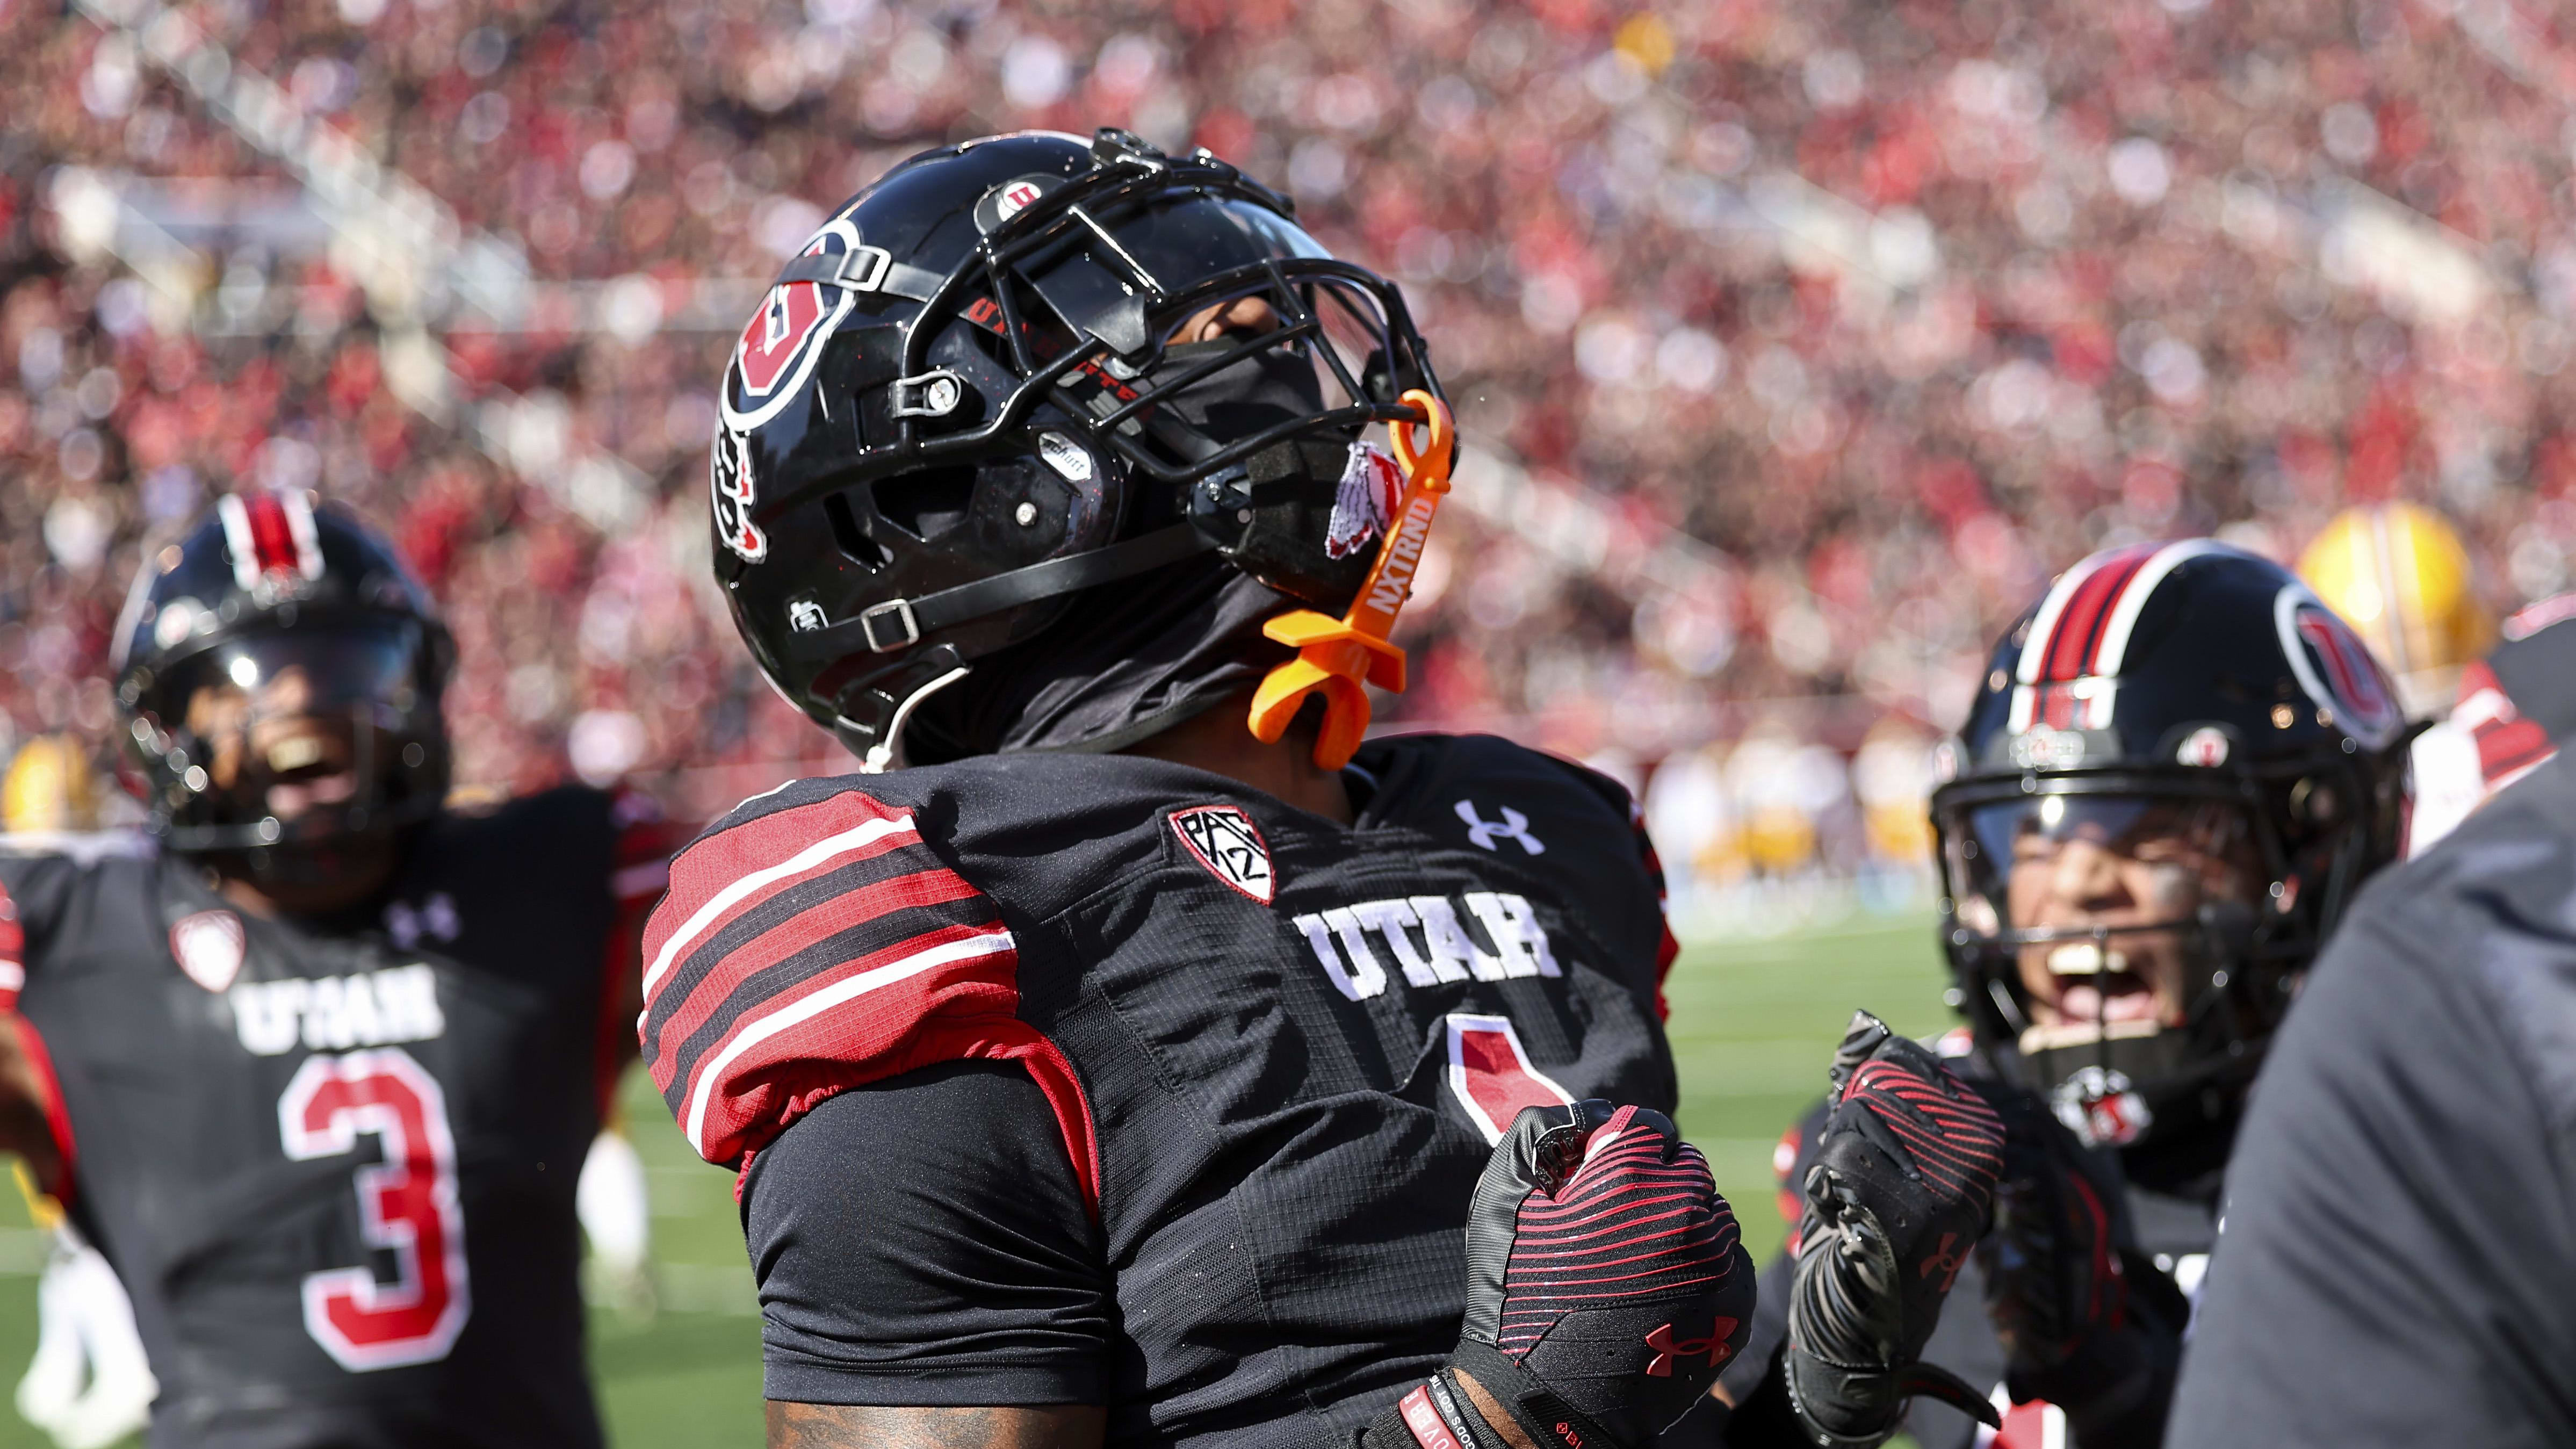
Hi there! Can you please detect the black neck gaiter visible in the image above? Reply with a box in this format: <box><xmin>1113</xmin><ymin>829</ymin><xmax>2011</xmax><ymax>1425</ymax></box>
<box><xmin>899</xmin><ymin>555</ymin><xmax>1298</xmax><ymax>765</ymax></box>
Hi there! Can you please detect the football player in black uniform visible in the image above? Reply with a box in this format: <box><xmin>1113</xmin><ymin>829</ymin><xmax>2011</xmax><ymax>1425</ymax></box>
<box><xmin>1716</xmin><ymin>541</ymin><xmax>2414</xmax><ymax>1448</ymax></box>
<box><xmin>0</xmin><ymin>489</ymin><xmax>681</xmax><ymax>1447</ymax></box>
<box><xmin>644</xmin><ymin>128</ymin><xmax>2012</xmax><ymax>1449</ymax></box>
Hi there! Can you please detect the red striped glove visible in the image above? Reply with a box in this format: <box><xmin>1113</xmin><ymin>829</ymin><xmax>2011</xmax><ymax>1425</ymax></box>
<box><xmin>1379</xmin><ymin>1100</ymin><xmax>1755</xmax><ymax>1449</ymax></box>
<box><xmin>1784</xmin><ymin>1012</ymin><xmax>2006</xmax><ymax>1447</ymax></box>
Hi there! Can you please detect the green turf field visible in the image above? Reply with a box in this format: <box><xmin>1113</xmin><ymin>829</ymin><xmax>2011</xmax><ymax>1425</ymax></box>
<box><xmin>0</xmin><ymin>912</ymin><xmax>1950</xmax><ymax>1448</ymax></box>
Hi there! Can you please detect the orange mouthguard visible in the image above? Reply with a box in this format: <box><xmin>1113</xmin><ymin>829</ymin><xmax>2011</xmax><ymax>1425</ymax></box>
<box><xmin>1249</xmin><ymin>389</ymin><xmax>1456</xmax><ymax>770</ymax></box>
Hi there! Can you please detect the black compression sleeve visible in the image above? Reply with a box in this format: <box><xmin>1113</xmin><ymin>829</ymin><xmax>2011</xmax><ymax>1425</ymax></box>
<box><xmin>741</xmin><ymin>1060</ymin><xmax>1111</xmax><ymax>1405</ymax></box>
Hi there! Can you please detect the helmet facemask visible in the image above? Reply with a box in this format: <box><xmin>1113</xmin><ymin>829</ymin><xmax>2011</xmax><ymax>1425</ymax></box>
<box><xmin>127</xmin><ymin>617</ymin><xmax>449</xmax><ymax>889</ymax></box>
<box><xmin>1932</xmin><ymin>770</ymin><xmax>2340</xmax><ymax>1157</ymax></box>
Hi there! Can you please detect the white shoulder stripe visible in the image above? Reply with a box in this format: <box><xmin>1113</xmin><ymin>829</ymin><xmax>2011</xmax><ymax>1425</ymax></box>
<box><xmin>640</xmin><ymin>813</ymin><xmax>920</xmax><ymax>1002</ymax></box>
<box><xmin>683</xmin><ymin>927</ymin><xmax>1018</xmax><ymax>1156</ymax></box>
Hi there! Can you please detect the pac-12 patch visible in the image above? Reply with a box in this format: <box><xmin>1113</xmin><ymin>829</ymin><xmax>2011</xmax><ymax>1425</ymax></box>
<box><xmin>170</xmin><ymin>910</ymin><xmax>246</xmax><ymax>993</ymax></box>
<box><xmin>1170</xmin><ymin>805</ymin><xmax>1275</xmax><ymax>904</ymax></box>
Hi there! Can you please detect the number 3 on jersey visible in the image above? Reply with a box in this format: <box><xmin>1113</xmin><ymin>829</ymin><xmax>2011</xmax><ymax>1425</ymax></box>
<box><xmin>277</xmin><ymin>1048</ymin><xmax>470</xmax><ymax>1371</ymax></box>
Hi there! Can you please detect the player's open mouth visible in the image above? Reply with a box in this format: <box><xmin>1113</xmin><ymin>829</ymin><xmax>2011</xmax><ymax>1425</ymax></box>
<box><xmin>261</xmin><ymin>729</ymin><xmax>360</xmax><ymax>817</ymax></box>
<box><xmin>2037</xmin><ymin>941</ymin><xmax>2166</xmax><ymax>1030</ymax></box>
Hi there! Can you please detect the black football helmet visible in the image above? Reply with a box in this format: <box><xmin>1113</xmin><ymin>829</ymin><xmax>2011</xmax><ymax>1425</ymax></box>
<box><xmin>706</xmin><ymin>127</ymin><xmax>1443</xmax><ymax>768</ymax></box>
<box><xmin>1929</xmin><ymin>540</ymin><xmax>2411</xmax><ymax>1171</ymax></box>
<box><xmin>111</xmin><ymin>491</ymin><xmax>452</xmax><ymax>874</ymax></box>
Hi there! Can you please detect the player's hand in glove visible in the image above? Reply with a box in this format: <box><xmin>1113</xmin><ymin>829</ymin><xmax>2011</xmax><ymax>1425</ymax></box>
<box><xmin>1975</xmin><ymin>1086</ymin><xmax>2185</xmax><ymax>1449</ymax></box>
<box><xmin>1369</xmin><ymin>1100</ymin><xmax>1755</xmax><ymax>1449</ymax></box>
<box><xmin>17</xmin><ymin>1227</ymin><xmax>155</xmax><ymax>1449</ymax></box>
<box><xmin>1783</xmin><ymin>1012</ymin><xmax>2006</xmax><ymax>1448</ymax></box>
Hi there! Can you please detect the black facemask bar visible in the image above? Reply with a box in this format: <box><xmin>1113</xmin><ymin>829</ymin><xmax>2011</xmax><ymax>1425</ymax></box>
<box><xmin>756</xmin><ymin>131</ymin><xmax>1440</xmax><ymax>522</ymax></box>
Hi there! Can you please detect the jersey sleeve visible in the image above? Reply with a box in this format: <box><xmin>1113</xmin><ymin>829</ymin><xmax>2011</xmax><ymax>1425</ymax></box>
<box><xmin>608</xmin><ymin>789</ymin><xmax>687</xmax><ymax>922</ymax></box>
<box><xmin>1540</xmin><ymin>752</ymin><xmax>1681</xmax><ymax>1019</ymax></box>
<box><xmin>637</xmin><ymin>781</ymin><xmax>1098</xmax><ymax>1210</ymax></box>
<box><xmin>0</xmin><ymin>868</ymin><xmax>25</xmax><ymax>1011</ymax></box>
<box><xmin>1626</xmin><ymin>799</ymin><xmax>1682</xmax><ymax>1022</ymax></box>
<box><xmin>0</xmin><ymin>852</ymin><xmax>88</xmax><ymax>1008</ymax></box>
<box><xmin>2166</xmin><ymin>870</ymin><xmax>2576</xmax><ymax>1446</ymax></box>
<box><xmin>743</xmin><ymin>1059</ymin><xmax>1110</xmax><ymax>1405</ymax></box>
<box><xmin>0</xmin><ymin>852</ymin><xmax>91</xmax><ymax>1196</ymax></box>
<box><xmin>594</xmin><ymin>789</ymin><xmax>689</xmax><ymax>1106</ymax></box>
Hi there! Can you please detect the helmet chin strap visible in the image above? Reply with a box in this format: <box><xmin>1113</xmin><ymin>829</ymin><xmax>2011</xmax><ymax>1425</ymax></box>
<box><xmin>1247</xmin><ymin>390</ymin><xmax>1454</xmax><ymax>769</ymax></box>
<box><xmin>860</xmin><ymin>662</ymin><xmax>972</xmax><ymax>774</ymax></box>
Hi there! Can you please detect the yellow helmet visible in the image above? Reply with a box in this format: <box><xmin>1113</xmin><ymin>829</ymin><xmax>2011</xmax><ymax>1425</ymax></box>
<box><xmin>2</xmin><ymin>735</ymin><xmax>100</xmax><ymax>834</ymax></box>
<box><xmin>2297</xmin><ymin>503</ymin><xmax>2493</xmax><ymax>713</ymax></box>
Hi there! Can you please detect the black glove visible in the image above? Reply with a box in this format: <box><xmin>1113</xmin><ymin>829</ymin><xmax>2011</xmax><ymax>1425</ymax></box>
<box><xmin>1975</xmin><ymin>1085</ymin><xmax>2184</xmax><ymax>1449</ymax></box>
<box><xmin>1371</xmin><ymin>1100</ymin><xmax>1755</xmax><ymax>1449</ymax></box>
<box><xmin>1784</xmin><ymin>1012</ymin><xmax>2005</xmax><ymax>1447</ymax></box>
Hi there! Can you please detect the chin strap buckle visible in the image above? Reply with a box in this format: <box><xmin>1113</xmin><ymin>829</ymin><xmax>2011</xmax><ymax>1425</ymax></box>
<box><xmin>1248</xmin><ymin>389</ymin><xmax>1455</xmax><ymax>770</ymax></box>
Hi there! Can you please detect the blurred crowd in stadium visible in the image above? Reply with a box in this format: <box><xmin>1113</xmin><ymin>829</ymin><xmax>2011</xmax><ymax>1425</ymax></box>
<box><xmin>3</xmin><ymin>0</ymin><xmax>2573</xmax><ymax>912</ymax></box>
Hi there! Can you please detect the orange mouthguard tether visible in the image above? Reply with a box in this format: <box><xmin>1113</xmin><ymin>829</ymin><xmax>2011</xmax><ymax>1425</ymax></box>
<box><xmin>1249</xmin><ymin>389</ymin><xmax>1456</xmax><ymax>770</ymax></box>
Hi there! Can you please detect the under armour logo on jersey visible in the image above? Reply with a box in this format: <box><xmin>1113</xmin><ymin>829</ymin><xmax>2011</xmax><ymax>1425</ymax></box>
<box><xmin>1455</xmin><ymin>799</ymin><xmax>1545</xmax><ymax>855</ymax></box>
<box><xmin>385</xmin><ymin>893</ymin><xmax>459</xmax><ymax>948</ymax></box>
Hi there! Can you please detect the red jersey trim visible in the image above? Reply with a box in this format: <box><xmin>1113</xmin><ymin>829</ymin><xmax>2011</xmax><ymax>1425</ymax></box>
<box><xmin>8</xmin><ymin>1018</ymin><xmax>76</xmax><ymax>1208</ymax></box>
<box><xmin>1629</xmin><ymin>801</ymin><xmax>1680</xmax><ymax>1021</ymax></box>
<box><xmin>0</xmin><ymin>875</ymin><xmax>23</xmax><ymax>1014</ymax></box>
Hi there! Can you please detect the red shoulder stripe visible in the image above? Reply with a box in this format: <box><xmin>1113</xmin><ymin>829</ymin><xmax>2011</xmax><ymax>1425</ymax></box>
<box><xmin>677</xmin><ymin>918</ymin><xmax>1016</xmax><ymax>1155</ymax></box>
<box><xmin>639</xmin><ymin>785</ymin><xmax>1102</xmax><ymax>1215</ymax></box>
<box><xmin>645</xmin><ymin>865</ymin><xmax>993</xmax><ymax>1073</ymax></box>
<box><xmin>641</xmin><ymin>792</ymin><xmax>921</xmax><ymax>1005</ymax></box>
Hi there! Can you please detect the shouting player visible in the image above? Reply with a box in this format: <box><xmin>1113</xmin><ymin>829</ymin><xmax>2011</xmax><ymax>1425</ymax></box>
<box><xmin>1719</xmin><ymin>542</ymin><xmax>2412</xmax><ymax>1447</ymax></box>
<box><xmin>0</xmin><ymin>492</ymin><xmax>679</xmax><ymax>1446</ymax></box>
<box><xmin>644</xmin><ymin>128</ymin><xmax>2007</xmax><ymax>1449</ymax></box>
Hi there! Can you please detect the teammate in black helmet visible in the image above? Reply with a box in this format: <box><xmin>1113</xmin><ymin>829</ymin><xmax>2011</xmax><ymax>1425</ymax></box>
<box><xmin>1715</xmin><ymin>540</ymin><xmax>2413</xmax><ymax>1448</ymax></box>
<box><xmin>646</xmin><ymin>129</ymin><xmax>2005</xmax><ymax>1449</ymax></box>
<box><xmin>0</xmin><ymin>491</ymin><xmax>683</xmax><ymax>1447</ymax></box>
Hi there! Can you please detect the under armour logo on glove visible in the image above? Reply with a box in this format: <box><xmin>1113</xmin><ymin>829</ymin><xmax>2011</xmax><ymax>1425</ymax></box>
<box><xmin>1921</xmin><ymin>1232</ymin><xmax>1968</xmax><ymax>1291</ymax></box>
<box><xmin>1456</xmin><ymin>800</ymin><xmax>1546</xmax><ymax>855</ymax></box>
<box><xmin>1644</xmin><ymin>1320</ymin><xmax>1737</xmax><ymax>1378</ymax></box>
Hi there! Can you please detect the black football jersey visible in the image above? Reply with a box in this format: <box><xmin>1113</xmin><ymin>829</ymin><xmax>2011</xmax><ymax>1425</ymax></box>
<box><xmin>641</xmin><ymin>732</ymin><xmax>1681</xmax><ymax>1446</ymax></box>
<box><xmin>0</xmin><ymin>786</ymin><xmax>672</xmax><ymax>1449</ymax></box>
